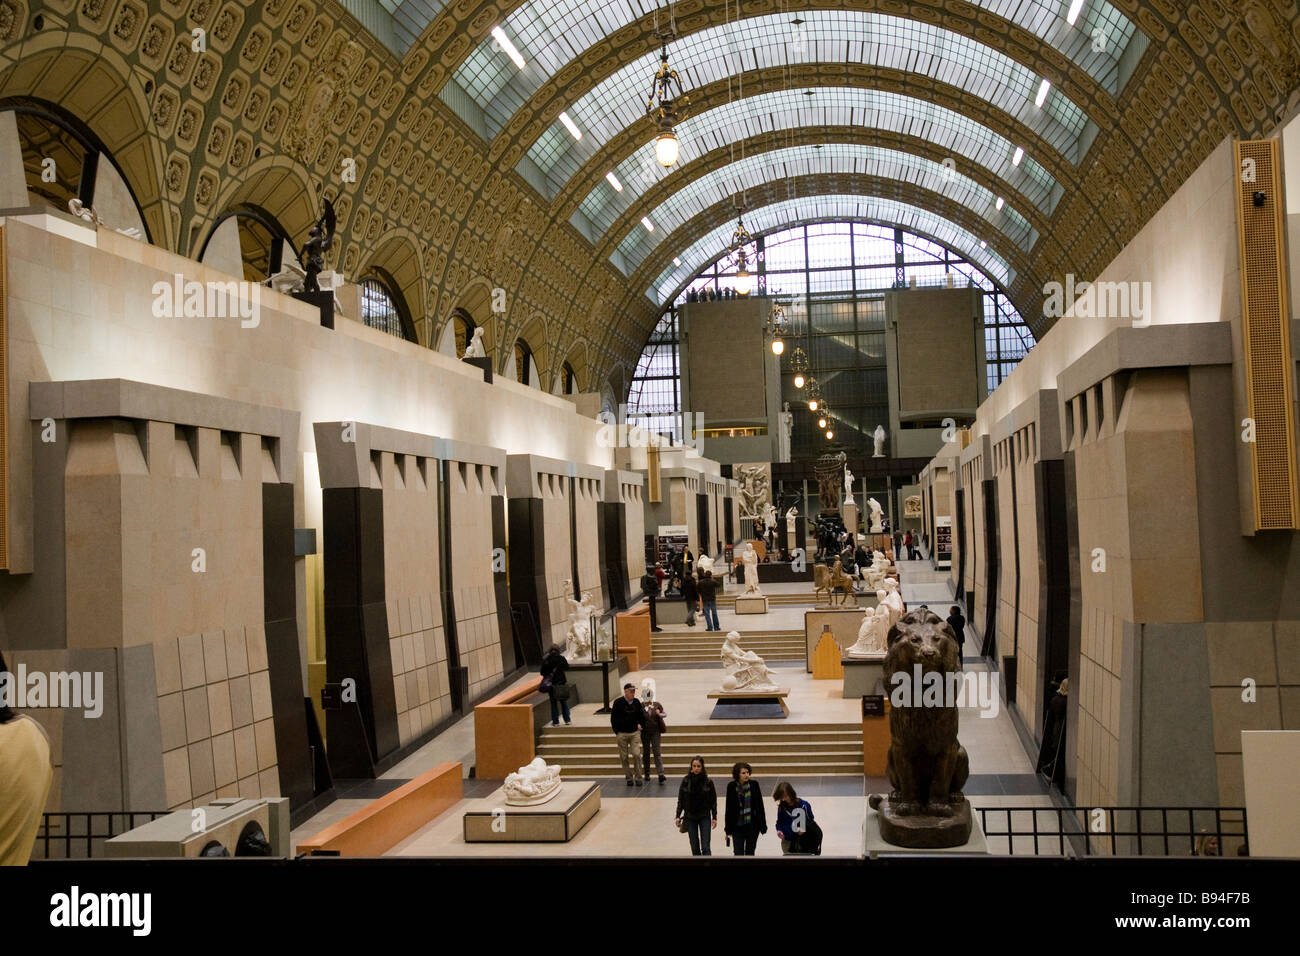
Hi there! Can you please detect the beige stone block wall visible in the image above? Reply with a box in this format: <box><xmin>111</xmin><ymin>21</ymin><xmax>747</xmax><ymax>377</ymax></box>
<box><xmin>449</xmin><ymin>461</ymin><xmax>504</xmax><ymax>701</ymax></box>
<box><xmin>623</xmin><ymin>480</ymin><xmax>646</xmax><ymax>596</ymax></box>
<box><xmin>967</xmin><ymin>456</ymin><xmax>988</xmax><ymax>631</ymax></box>
<box><xmin>541</xmin><ymin>473</ymin><xmax>574</xmax><ymax>651</ymax></box>
<box><xmin>1072</xmin><ymin>370</ymin><xmax>1203</xmax><ymax>807</ymax></box>
<box><xmin>573</xmin><ymin>475</ymin><xmax>604</xmax><ymax>611</ymax></box>
<box><xmin>994</xmin><ymin>442</ymin><xmax>1017</xmax><ymax>668</ymax></box>
<box><xmin>377</xmin><ymin>451</ymin><xmax>449</xmax><ymax>748</ymax></box>
<box><xmin>64</xmin><ymin>418</ymin><xmax>278</xmax><ymax>810</ymax></box>
<box><xmin>1014</xmin><ymin>427</ymin><xmax>1043</xmax><ymax>731</ymax></box>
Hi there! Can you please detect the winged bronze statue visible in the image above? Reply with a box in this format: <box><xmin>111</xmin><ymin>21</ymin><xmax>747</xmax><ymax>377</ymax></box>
<box><xmin>300</xmin><ymin>199</ymin><xmax>336</xmax><ymax>293</ymax></box>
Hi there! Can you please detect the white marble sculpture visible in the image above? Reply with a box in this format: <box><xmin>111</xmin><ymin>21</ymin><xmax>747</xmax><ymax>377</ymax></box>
<box><xmin>779</xmin><ymin>402</ymin><xmax>794</xmax><ymax>463</ymax></box>
<box><xmin>868</xmin><ymin>497</ymin><xmax>885</xmax><ymax>533</ymax></box>
<box><xmin>876</xmin><ymin>586</ymin><xmax>905</xmax><ymax>631</ymax></box>
<box><xmin>562</xmin><ymin>580</ymin><xmax>596</xmax><ymax>661</ymax></box>
<box><xmin>463</xmin><ymin>327</ymin><xmax>486</xmax><ymax>358</ymax></box>
<box><xmin>503</xmin><ymin>756</ymin><xmax>563</xmax><ymax>806</ymax></box>
<box><xmin>741</xmin><ymin>543</ymin><xmax>763</xmax><ymax>595</ymax></box>
<box><xmin>786</xmin><ymin>506</ymin><xmax>798</xmax><ymax>533</ymax></box>
<box><xmin>873</xmin><ymin>425</ymin><xmax>887</xmax><ymax>458</ymax></box>
<box><xmin>847</xmin><ymin>606</ymin><xmax>889</xmax><ymax>658</ymax></box>
<box><xmin>698</xmin><ymin>553</ymin><xmax>715</xmax><ymax>576</ymax></box>
<box><xmin>720</xmin><ymin>631</ymin><xmax>781</xmax><ymax>692</ymax></box>
<box><xmin>862</xmin><ymin>551</ymin><xmax>897</xmax><ymax>589</ymax></box>
<box><xmin>844</xmin><ymin>467</ymin><xmax>855</xmax><ymax>506</ymax></box>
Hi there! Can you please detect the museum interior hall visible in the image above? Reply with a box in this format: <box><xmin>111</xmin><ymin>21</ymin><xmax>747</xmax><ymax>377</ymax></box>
<box><xmin>1</xmin><ymin>0</ymin><xmax>1300</xmax><ymax>926</ymax></box>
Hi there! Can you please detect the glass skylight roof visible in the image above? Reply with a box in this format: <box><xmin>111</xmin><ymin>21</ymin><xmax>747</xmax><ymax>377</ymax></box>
<box><xmin>450</xmin><ymin>0</ymin><xmax>1135</xmax><ymax>134</ymax></box>
<box><xmin>521</xmin><ymin>13</ymin><xmax>1089</xmax><ymax>199</ymax></box>
<box><xmin>575</xmin><ymin>87</ymin><xmax>1061</xmax><ymax>238</ymax></box>
<box><xmin>610</xmin><ymin>143</ymin><xmax>1037</xmax><ymax>275</ymax></box>
<box><xmin>648</xmin><ymin>194</ymin><xmax>1014</xmax><ymax>303</ymax></box>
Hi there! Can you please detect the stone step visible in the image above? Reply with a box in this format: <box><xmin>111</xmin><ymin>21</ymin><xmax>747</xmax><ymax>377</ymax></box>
<box><xmin>538</xmin><ymin>736</ymin><xmax>861</xmax><ymax>751</ymax></box>
<box><xmin>536</xmin><ymin>758</ymin><xmax>865</xmax><ymax>775</ymax></box>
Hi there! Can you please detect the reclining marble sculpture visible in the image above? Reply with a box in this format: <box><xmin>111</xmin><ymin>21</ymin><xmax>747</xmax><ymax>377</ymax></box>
<box><xmin>503</xmin><ymin>757</ymin><xmax>563</xmax><ymax>806</ymax></box>
<box><xmin>868</xmin><ymin>610</ymin><xmax>972</xmax><ymax>848</ymax></box>
<box><xmin>719</xmin><ymin>631</ymin><xmax>781</xmax><ymax>692</ymax></box>
<box><xmin>847</xmin><ymin>606</ymin><xmax>889</xmax><ymax>657</ymax></box>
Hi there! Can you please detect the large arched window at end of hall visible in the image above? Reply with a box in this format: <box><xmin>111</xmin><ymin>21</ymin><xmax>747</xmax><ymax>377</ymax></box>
<box><xmin>199</xmin><ymin>205</ymin><xmax>294</xmax><ymax>283</ymax></box>
<box><xmin>359</xmin><ymin>272</ymin><xmax>416</xmax><ymax>341</ymax></box>
<box><xmin>3</xmin><ymin>99</ymin><xmax>150</xmax><ymax>241</ymax></box>
<box><xmin>630</xmin><ymin>222</ymin><xmax>1037</xmax><ymax>457</ymax></box>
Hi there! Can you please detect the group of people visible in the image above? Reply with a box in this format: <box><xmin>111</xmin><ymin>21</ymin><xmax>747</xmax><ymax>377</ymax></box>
<box><xmin>643</xmin><ymin>548</ymin><xmax>723</xmax><ymax>632</ymax></box>
<box><xmin>685</xmin><ymin>286</ymin><xmax>743</xmax><ymax>302</ymax></box>
<box><xmin>609</xmin><ymin>684</ymin><xmax>821</xmax><ymax>856</ymax></box>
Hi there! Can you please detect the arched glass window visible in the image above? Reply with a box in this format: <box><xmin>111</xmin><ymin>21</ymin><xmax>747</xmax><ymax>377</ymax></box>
<box><xmin>513</xmin><ymin>339</ymin><xmax>533</xmax><ymax>385</ymax></box>
<box><xmin>360</xmin><ymin>274</ymin><xmax>415</xmax><ymax>341</ymax></box>
<box><xmin>452</xmin><ymin>310</ymin><xmax>475</xmax><ymax>356</ymax></box>
<box><xmin>201</xmin><ymin>205</ymin><xmax>292</xmax><ymax>283</ymax></box>
<box><xmin>562</xmin><ymin>361</ymin><xmax>577</xmax><ymax>395</ymax></box>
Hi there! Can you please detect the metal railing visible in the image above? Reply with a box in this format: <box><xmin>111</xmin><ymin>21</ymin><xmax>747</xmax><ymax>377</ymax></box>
<box><xmin>33</xmin><ymin>811</ymin><xmax>168</xmax><ymax>860</ymax></box>
<box><xmin>975</xmin><ymin>806</ymin><xmax>1248</xmax><ymax>858</ymax></box>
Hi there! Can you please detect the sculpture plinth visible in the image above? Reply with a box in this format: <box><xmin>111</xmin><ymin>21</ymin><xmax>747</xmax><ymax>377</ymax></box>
<box><xmin>868</xmin><ymin>794</ymin><xmax>973</xmax><ymax>849</ymax></box>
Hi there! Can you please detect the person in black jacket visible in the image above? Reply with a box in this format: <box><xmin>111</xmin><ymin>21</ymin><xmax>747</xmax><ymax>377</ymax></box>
<box><xmin>724</xmin><ymin>762</ymin><xmax>768</xmax><ymax>855</ymax></box>
<box><xmin>675</xmin><ymin>755</ymin><xmax>718</xmax><ymax>856</ymax></box>
<box><xmin>540</xmin><ymin>645</ymin><xmax>571</xmax><ymax>726</ymax></box>
<box><xmin>610</xmin><ymin>683</ymin><xmax>646</xmax><ymax>786</ymax></box>
<box><xmin>947</xmin><ymin>605</ymin><xmax>967</xmax><ymax>661</ymax></box>
<box><xmin>698</xmin><ymin>570</ymin><xmax>720</xmax><ymax>631</ymax></box>
<box><xmin>681</xmin><ymin>571</ymin><xmax>699</xmax><ymax>627</ymax></box>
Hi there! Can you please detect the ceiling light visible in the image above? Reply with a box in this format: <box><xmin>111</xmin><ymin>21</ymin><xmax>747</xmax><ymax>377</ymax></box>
<box><xmin>733</xmin><ymin>264</ymin><xmax>753</xmax><ymax>296</ymax></box>
<box><xmin>559</xmin><ymin>112</ymin><xmax>582</xmax><ymax>141</ymax></box>
<box><xmin>995</xmin><ymin>197</ymin><xmax>1005</xmax><ymax>211</ymax></box>
<box><xmin>1012</xmin><ymin>147</ymin><xmax>1024</xmax><ymax>166</ymax></box>
<box><xmin>771</xmin><ymin>337</ymin><xmax>784</xmax><ymax>356</ymax></box>
<box><xmin>1067</xmin><ymin>1</ymin><xmax>1085</xmax><ymax>26</ymax></box>
<box><xmin>655</xmin><ymin>130</ymin><xmax>680</xmax><ymax>168</ymax></box>
<box><xmin>673</xmin><ymin>256</ymin><xmax>681</xmax><ymax>266</ymax></box>
<box><xmin>606</xmin><ymin>170</ymin><xmax>623</xmax><ymax>191</ymax></box>
<box><xmin>1035</xmin><ymin>79</ymin><xmax>1051</xmax><ymax>108</ymax></box>
<box><xmin>818</xmin><ymin>415</ymin><xmax>827</xmax><ymax>429</ymax></box>
<box><xmin>980</xmin><ymin>240</ymin><xmax>988</xmax><ymax>249</ymax></box>
<box><xmin>825</xmin><ymin>430</ymin><xmax>834</xmax><ymax>440</ymax></box>
<box><xmin>808</xmin><ymin>396</ymin><xmax>819</xmax><ymax>412</ymax></box>
<box><xmin>641</xmin><ymin>217</ymin><xmax>654</xmax><ymax>232</ymax></box>
<box><xmin>794</xmin><ymin>373</ymin><xmax>805</xmax><ymax>388</ymax></box>
<box><xmin>491</xmin><ymin>26</ymin><xmax>526</xmax><ymax>69</ymax></box>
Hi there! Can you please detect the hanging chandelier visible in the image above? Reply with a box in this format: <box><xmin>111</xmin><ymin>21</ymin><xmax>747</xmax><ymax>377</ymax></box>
<box><xmin>805</xmin><ymin>376</ymin><xmax>822</xmax><ymax>412</ymax></box>
<box><xmin>790</xmin><ymin>346</ymin><xmax>809</xmax><ymax>388</ymax></box>
<box><xmin>645</xmin><ymin>33</ymin><xmax>689</xmax><ymax>168</ymax></box>
<box><xmin>765</xmin><ymin>299</ymin><xmax>787</xmax><ymax>354</ymax></box>
<box><xmin>729</xmin><ymin>207</ymin><xmax>754</xmax><ymax>295</ymax></box>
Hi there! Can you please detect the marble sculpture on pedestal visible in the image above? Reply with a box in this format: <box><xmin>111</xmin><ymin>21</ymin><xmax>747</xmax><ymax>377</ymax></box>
<box><xmin>844</xmin><ymin>467</ymin><xmax>855</xmax><ymax>506</ymax></box>
<box><xmin>740</xmin><ymin>544</ymin><xmax>763</xmax><ymax>595</ymax></box>
<box><xmin>873</xmin><ymin>425</ymin><xmax>887</xmax><ymax>458</ymax></box>
<box><xmin>868</xmin><ymin>498</ymin><xmax>885</xmax><ymax>533</ymax></box>
<box><xmin>848</xmin><ymin>606</ymin><xmax>889</xmax><ymax>657</ymax></box>
<box><xmin>720</xmin><ymin>631</ymin><xmax>781</xmax><ymax>692</ymax></box>
<box><xmin>463</xmin><ymin>327</ymin><xmax>486</xmax><ymax>358</ymax></box>
<box><xmin>503</xmin><ymin>757</ymin><xmax>563</xmax><ymax>806</ymax></box>
<box><xmin>562</xmin><ymin>581</ymin><xmax>596</xmax><ymax>661</ymax></box>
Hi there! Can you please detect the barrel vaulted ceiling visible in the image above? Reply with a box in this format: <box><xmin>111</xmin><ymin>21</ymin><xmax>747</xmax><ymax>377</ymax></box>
<box><xmin>3</xmin><ymin>0</ymin><xmax>1298</xmax><ymax>395</ymax></box>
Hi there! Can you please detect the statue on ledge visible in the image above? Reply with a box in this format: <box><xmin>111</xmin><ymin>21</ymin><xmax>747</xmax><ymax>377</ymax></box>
<box><xmin>562</xmin><ymin>580</ymin><xmax>596</xmax><ymax>661</ymax></box>
<box><xmin>868</xmin><ymin>497</ymin><xmax>885</xmax><ymax>533</ymax></box>
<box><xmin>299</xmin><ymin>199</ymin><xmax>336</xmax><ymax>294</ymax></box>
<box><xmin>463</xmin><ymin>326</ymin><xmax>486</xmax><ymax>358</ymax></box>
<box><xmin>740</xmin><ymin>543</ymin><xmax>763</xmax><ymax>595</ymax></box>
<box><xmin>873</xmin><ymin>424</ymin><xmax>887</xmax><ymax>458</ymax></box>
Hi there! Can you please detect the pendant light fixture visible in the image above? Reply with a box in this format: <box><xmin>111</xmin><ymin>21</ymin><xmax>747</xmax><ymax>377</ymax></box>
<box><xmin>765</xmin><ymin>299</ymin><xmax>787</xmax><ymax>354</ymax></box>
<box><xmin>645</xmin><ymin>7</ymin><xmax>688</xmax><ymax>169</ymax></box>
<box><xmin>728</xmin><ymin>202</ymin><xmax>754</xmax><ymax>295</ymax></box>
<box><xmin>790</xmin><ymin>346</ymin><xmax>808</xmax><ymax>388</ymax></box>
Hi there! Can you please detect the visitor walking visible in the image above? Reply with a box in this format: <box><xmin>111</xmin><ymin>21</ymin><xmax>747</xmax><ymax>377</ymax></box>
<box><xmin>773</xmin><ymin>781</ymin><xmax>822</xmax><ymax>855</ymax></box>
<box><xmin>698</xmin><ymin>570</ymin><xmax>720</xmax><ymax>631</ymax></box>
<box><xmin>539</xmin><ymin>645</ymin><xmax>571</xmax><ymax>726</ymax></box>
<box><xmin>947</xmin><ymin>605</ymin><xmax>967</xmax><ymax>661</ymax></box>
<box><xmin>675</xmin><ymin>756</ymin><xmax>718</xmax><ymax>856</ymax></box>
<box><xmin>610</xmin><ymin>683</ymin><xmax>646</xmax><ymax>786</ymax></box>
<box><xmin>724</xmin><ymin>762</ymin><xmax>768</xmax><ymax>855</ymax></box>
<box><xmin>903</xmin><ymin>530</ymin><xmax>914</xmax><ymax>559</ymax></box>
<box><xmin>681</xmin><ymin>570</ymin><xmax>699</xmax><ymax>627</ymax></box>
<box><xmin>641</xmin><ymin>700</ymin><xmax>668</xmax><ymax>784</ymax></box>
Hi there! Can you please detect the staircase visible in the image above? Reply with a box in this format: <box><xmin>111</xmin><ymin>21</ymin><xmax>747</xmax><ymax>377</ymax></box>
<box><xmin>651</xmin><ymin>629</ymin><xmax>806</xmax><ymax>664</ymax></box>
<box><xmin>536</xmin><ymin>722</ymin><xmax>864</xmax><ymax>776</ymax></box>
<box><xmin>714</xmin><ymin>590</ymin><xmax>865</xmax><ymax>607</ymax></box>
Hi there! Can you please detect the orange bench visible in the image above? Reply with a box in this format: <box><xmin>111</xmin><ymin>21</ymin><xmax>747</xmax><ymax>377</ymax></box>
<box><xmin>473</xmin><ymin>678</ymin><xmax>543</xmax><ymax>779</ymax></box>
<box><xmin>297</xmin><ymin>761</ymin><xmax>462</xmax><ymax>856</ymax></box>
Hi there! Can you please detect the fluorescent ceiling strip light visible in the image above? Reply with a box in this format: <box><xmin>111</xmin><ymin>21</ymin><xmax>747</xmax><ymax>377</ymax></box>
<box><xmin>491</xmin><ymin>26</ymin><xmax>526</xmax><ymax>69</ymax></box>
<box><xmin>642</xmin><ymin>217</ymin><xmax>655</xmax><ymax>232</ymax></box>
<box><xmin>1067</xmin><ymin>1</ymin><xmax>1085</xmax><ymax>26</ymax></box>
<box><xmin>1012</xmin><ymin>147</ymin><xmax>1025</xmax><ymax>166</ymax></box>
<box><xmin>1035</xmin><ymin>79</ymin><xmax>1051</xmax><ymax>108</ymax></box>
<box><xmin>559</xmin><ymin>112</ymin><xmax>582</xmax><ymax>140</ymax></box>
<box><xmin>606</xmin><ymin>171</ymin><xmax>623</xmax><ymax>191</ymax></box>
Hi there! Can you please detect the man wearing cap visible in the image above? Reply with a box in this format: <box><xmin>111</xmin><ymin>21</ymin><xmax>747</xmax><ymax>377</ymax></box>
<box><xmin>610</xmin><ymin>682</ymin><xmax>647</xmax><ymax>786</ymax></box>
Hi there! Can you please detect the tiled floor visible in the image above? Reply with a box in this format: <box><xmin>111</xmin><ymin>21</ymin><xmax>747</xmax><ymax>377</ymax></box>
<box><xmin>291</xmin><ymin>555</ymin><xmax>1052</xmax><ymax>857</ymax></box>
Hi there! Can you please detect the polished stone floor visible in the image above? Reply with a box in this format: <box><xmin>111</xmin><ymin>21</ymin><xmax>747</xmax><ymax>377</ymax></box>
<box><xmin>290</xmin><ymin>554</ymin><xmax>1057</xmax><ymax>857</ymax></box>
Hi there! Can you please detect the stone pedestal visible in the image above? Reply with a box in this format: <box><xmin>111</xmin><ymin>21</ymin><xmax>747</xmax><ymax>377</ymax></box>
<box><xmin>462</xmin><ymin>355</ymin><xmax>493</xmax><ymax>383</ymax></box>
<box><xmin>843</xmin><ymin>501</ymin><xmax>859</xmax><ymax>536</ymax></box>
<box><xmin>463</xmin><ymin>781</ymin><xmax>601</xmax><ymax>842</ymax></box>
<box><xmin>706</xmin><ymin>688</ymin><xmax>790</xmax><ymax>718</ymax></box>
<box><xmin>867</xmin><ymin>795</ymin><xmax>976</xmax><ymax>850</ymax></box>
<box><xmin>734</xmin><ymin>595</ymin><xmax>769</xmax><ymax>614</ymax></box>
<box><xmin>842</xmin><ymin>655</ymin><xmax>886</xmax><ymax>697</ymax></box>
<box><xmin>863</xmin><ymin>801</ymin><xmax>986</xmax><ymax>856</ymax></box>
<box><xmin>566</xmin><ymin>660</ymin><xmax>624</xmax><ymax>705</ymax></box>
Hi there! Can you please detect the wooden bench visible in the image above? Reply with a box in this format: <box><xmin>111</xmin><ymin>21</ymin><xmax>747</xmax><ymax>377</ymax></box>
<box><xmin>296</xmin><ymin>761</ymin><xmax>462</xmax><ymax>856</ymax></box>
<box><xmin>474</xmin><ymin>678</ymin><xmax>542</xmax><ymax>778</ymax></box>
